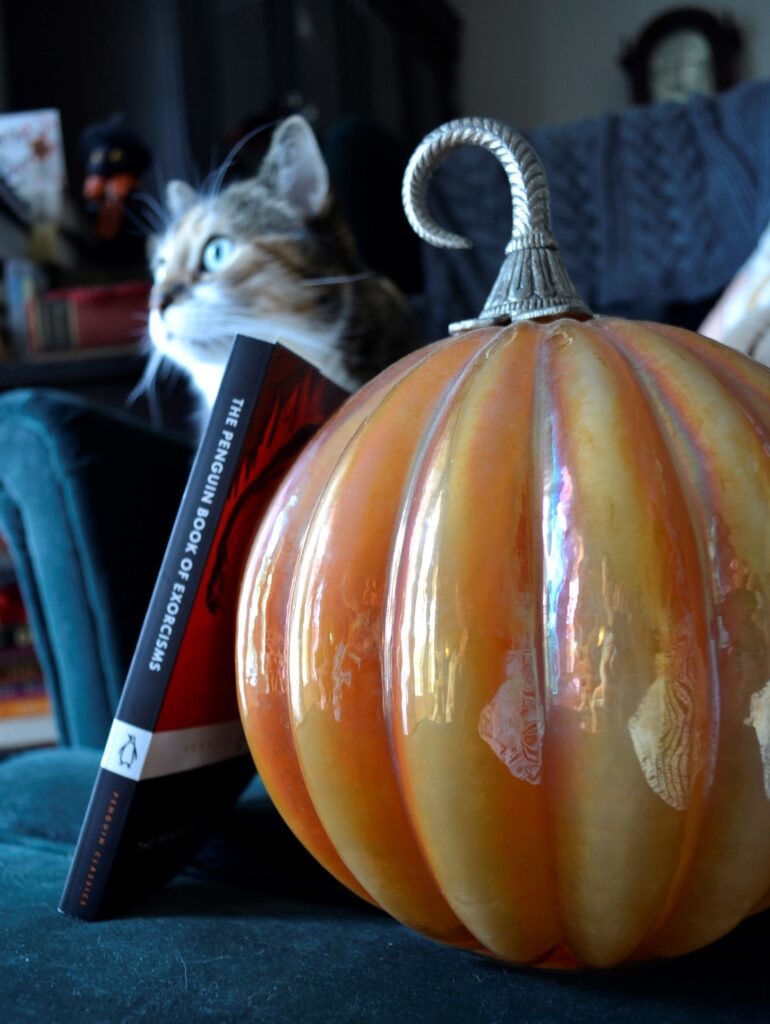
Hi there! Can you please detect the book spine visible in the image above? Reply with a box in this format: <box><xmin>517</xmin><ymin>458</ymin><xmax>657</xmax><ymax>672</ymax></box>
<box><xmin>58</xmin><ymin>335</ymin><xmax>273</xmax><ymax>919</ymax></box>
<box><xmin>4</xmin><ymin>259</ymin><xmax>43</xmax><ymax>357</ymax></box>
<box><xmin>57</xmin><ymin>771</ymin><xmax>135</xmax><ymax>915</ymax></box>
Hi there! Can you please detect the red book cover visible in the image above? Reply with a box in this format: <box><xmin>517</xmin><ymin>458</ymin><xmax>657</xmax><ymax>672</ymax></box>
<box><xmin>26</xmin><ymin>280</ymin><xmax>151</xmax><ymax>352</ymax></box>
<box><xmin>59</xmin><ymin>335</ymin><xmax>348</xmax><ymax>919</ymax></box>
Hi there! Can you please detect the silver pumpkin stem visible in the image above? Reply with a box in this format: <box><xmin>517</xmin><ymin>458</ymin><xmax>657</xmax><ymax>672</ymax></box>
<box><xmin>402</xmin><ymin>117</ymin><xmax>591</xmax><ymax>333</ymax></box>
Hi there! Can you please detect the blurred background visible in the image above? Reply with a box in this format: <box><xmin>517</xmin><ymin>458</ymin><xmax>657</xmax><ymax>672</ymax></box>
<box><xmin>0</xmin><ymin>0</ymin><xmax>764</xmax><ymax>186</ymax></box>
<box><xmin>457</xmin><ymin>0</ymin><xmax>766</xmax><ymax>128</ymax></box>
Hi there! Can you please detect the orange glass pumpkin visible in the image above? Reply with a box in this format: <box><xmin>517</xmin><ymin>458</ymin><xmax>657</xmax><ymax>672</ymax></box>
<box><xmin>236</xmin><ymin>119</ymin><xmax>770</xmax><ymax>968</ymax></box>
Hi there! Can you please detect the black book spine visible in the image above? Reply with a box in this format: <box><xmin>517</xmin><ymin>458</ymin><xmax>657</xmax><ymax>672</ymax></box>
<box><xmin>58</xmin><ymin>335</ymin><xmax>273</xmax><ymax>919</ymax></box>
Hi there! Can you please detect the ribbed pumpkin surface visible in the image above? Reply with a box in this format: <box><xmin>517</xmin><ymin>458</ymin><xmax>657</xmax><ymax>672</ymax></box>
<box><xmin>236</xmin><ymin>317</ymin><xmax>770</xmax><ymax>968</ymax></box>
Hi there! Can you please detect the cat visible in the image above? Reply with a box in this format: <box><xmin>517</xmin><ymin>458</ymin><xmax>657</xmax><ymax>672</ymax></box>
<box><xmin>145</xmin><ymin>115</ymin><xmax>423</xmax><ymax>424</ymax></box>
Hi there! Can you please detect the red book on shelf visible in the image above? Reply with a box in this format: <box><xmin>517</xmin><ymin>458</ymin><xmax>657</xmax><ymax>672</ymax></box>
<box><xmin>25</xmin><ymin>279</ymin><xmax>150</xmax><ymax>352</ymax></box>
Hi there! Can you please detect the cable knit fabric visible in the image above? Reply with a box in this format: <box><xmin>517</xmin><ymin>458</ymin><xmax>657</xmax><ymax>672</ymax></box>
<box><xmin>421</xmin><ymin>81</ymin><xmax>770</xmax><ymax>340</ymax></box>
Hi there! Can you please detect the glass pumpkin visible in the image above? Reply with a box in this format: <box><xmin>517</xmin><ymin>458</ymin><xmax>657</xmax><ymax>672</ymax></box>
<box><xmin>236</xmin><ymin>119</ymin><xmax>770</xmax><ymax>968</ymax></box>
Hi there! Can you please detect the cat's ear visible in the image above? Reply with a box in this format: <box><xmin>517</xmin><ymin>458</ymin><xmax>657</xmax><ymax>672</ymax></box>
<box><xmin>260</xmin><ymin>115</ymin><xmax>330</xmax><ymax>219</ymax></box>
<box><xmin>165</xmin><ymin>180</ymin><xmax>198</xmax><ymax>220</ymax></box>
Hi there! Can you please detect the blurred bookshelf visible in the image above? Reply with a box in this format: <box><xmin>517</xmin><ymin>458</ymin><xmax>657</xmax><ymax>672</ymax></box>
<box><xmin>0</xmin><ymin>259</ymin><xmax>198</xmax><ymax>436</ymax></box>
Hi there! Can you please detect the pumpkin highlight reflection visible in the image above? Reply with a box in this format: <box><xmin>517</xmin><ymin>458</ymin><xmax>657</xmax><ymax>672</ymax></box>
<box><xmin>235</xmin><ymin>121</ymin><xmax>770</xmax><ymax>968</ymax></box>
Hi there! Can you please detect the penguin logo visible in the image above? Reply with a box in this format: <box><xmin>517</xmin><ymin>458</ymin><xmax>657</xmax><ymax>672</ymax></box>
<box><xmin>118</xmin><ymin>733</ymin><xmax>138</xmax><ymax>768</ymax></box>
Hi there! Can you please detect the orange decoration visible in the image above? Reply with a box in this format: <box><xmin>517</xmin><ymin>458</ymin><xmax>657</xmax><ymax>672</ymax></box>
<box><xmin>236</xmin><ymin>120</ymin><xmax>770</xmax><ymax>968</ymax></box>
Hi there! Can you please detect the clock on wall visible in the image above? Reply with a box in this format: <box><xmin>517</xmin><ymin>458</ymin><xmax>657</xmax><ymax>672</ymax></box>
<box><xmin>620</xmin><ymin>7</ymin><xmax>743</xmax><ymax>105</ymax></box>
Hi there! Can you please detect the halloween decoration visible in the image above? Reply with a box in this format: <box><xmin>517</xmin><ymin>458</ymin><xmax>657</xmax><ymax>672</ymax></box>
<box><xmin>80</xmin><ymin>114</ymin><xmax>150</xmax><ymax>264</ymax></box>
<box><xmin>236</xmin><ymin>118</ymin><xmax>770</xmax><ymax>968</ymax></box>
<box><xmin>620</xmin><ymin>7</ymin><xmax>743</xmax><ymax>105</ymax></box>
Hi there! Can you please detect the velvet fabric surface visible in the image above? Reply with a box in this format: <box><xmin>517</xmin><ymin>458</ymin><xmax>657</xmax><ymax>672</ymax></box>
<box><xmin>0</xmin><ymin>388</ymin><xmax>193</xmax><ymax>747</ymax></box>
<box><xmin>1</xmin><ymin>747</ymin><xmax>769</xmax><ymax>1023</ymax></box>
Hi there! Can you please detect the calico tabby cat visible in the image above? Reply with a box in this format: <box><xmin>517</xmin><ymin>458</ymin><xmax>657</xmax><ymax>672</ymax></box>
<box><xmin>147</xmin><ymin>115</ymin><xmax>423</xmax><ymax>422</ymax></box>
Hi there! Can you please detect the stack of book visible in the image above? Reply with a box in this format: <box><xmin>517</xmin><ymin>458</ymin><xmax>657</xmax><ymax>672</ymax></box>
<box><xmin>0</xmin><ymin>537</ymin><xmax>57</xmax><ymax>751</ymax></box>
<box><xmin>4</xmin><ymin>259</ymin><xmax>150</xmax><ymax>360</ymax></box>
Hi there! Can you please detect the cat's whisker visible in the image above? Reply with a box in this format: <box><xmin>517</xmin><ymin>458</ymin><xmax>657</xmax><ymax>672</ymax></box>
<box><xmin>120</xmin><ymin>201</ymin><xmax>159</xmax><ymax>238</ymax></box>
<box><xmin>153</xmin><ymin>160</ymin><xmax>168</xmax><ymax>202</ymax></box>
<box><xmin>302</xmin><ymin>272</ymin><xmax>375</xmax><ymax>287</ymax></box>
<box><xmin>199</xmin><ymin>144</ymin><xmax>222</xmax><ymax>199</ymax></box>
<box><xmin>131</xmin><ymin>191</ymin><xmax>169</xmax><ymax>231</ymax></box>
<box><xmin>128</xmin><ymin>345</ymin><xmax>162</xmax><ymax>404</ymax></box>
<box><xmin>207</xmin><ymin>120</ymin><xmax>280</xmax><ymax>199</ymax></box>
<box><xmin>127</xmin><ymin>344</ymin><xmax>193</xmax><ymax>430</ymax></box>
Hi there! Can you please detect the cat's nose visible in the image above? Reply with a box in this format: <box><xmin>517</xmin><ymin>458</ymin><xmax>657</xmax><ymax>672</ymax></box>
<box><xmin>154</xmin><ymin>283</ymin><xmax>187</xmax><ymax>314</ymax></box>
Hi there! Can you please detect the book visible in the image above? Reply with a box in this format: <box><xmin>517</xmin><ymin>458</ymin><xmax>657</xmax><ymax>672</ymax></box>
<box><xmin>3</xmin><ymin>261</ymin><xmax>150</xmax><ymax>356</ymax></box>
<box><xmin>4</xmin><ymin>258</ymin><xmax>46</xmax><ymax>357</ymax></box>
<box><xmin>0</xmin><ymin>676</ymin><xmax>57</xmax><ymax>750</ymax></box>
<box><xmin>59</xmin><ymin>335</ymin><xmax>348</xmax><ymax>920</ymax></box>
<box><xmin>24</xmin><ymin>279</ymin><xmax>151</xmax><ymax>353</ymax></box>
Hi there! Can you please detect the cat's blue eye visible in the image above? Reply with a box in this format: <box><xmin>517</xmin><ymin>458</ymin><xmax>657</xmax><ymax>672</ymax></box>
<box><xmin>202</xmin><ymin>236</ymin><xmax>236</xmax><ymax>273</ymax></box>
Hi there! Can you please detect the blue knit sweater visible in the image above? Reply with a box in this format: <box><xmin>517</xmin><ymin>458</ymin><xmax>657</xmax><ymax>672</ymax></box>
<box><xmin>421</xmin><ymin>81</ymin><xmax>770</xmax><ymax>339</ymax></box>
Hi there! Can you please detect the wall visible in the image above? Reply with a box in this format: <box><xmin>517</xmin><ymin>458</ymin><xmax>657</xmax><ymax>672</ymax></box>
<box><xmin>0</xmin><ymin>0</ymin><xmax>460</xmax><ymax>190</ymax></box>
<box><xmin>453</xmin><ymin>0</ymin><xmax>770</xmax><ymax>129</ymax></box>
<box><xmin>1</xmin><ymin>0</ymin><xmax>196</xmax><ymax>187</ymax></box>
